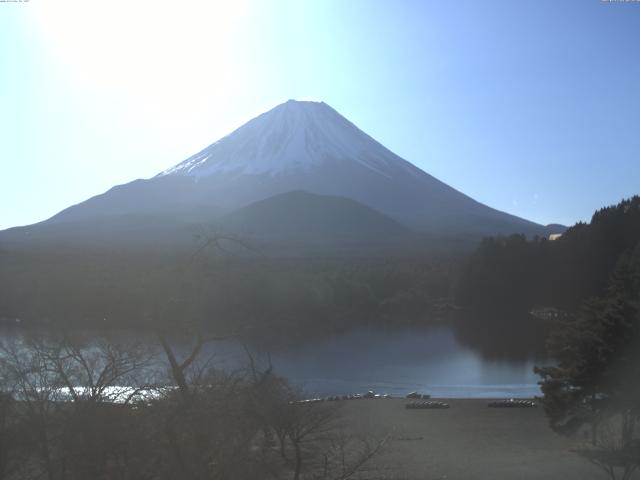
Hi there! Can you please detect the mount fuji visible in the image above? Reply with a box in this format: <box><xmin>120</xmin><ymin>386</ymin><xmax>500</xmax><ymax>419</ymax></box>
<box><xmin>1</xmin><ymin>100</ymin><xmax>561</xmax><ymax>254</ymax></box>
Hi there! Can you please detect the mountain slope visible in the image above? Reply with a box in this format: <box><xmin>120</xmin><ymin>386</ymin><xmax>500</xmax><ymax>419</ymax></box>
<box><xmin>158</xmin><ymin>99</ymin><xmax>421</xmax><ymax>179</ymax></box>
<box><xmin>0</xmin><ymin>213</ymin><xmax>201</xmax><ymax>252</ymax></box>
<box><xmin>219</xmin><ymin>190</ymin><xmax>411</xmax><ymax>238</ymax></box>
<box><xmin>3</xmin><ymin>100</ymin><xmax>561</xmax><ymax>253</ymax></box>
<box><xmin>209</xmin><ymin>190</ymin><xmax>424</xmax><ymax>255</ymax></box>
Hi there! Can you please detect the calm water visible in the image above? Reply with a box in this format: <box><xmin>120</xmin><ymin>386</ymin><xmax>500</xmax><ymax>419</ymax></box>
<box><xmin>0</xmin><ymin>325</ymin><xmax>547</xmax><ymax>399</ymax></box>
<box><xmin>196</xmin><ymin>326</ymin><xmax>546</xmax><ymax>398</ymax></box>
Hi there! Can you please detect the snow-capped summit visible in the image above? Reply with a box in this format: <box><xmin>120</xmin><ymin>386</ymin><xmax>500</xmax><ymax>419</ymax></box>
<box><xmin>29</xmin><ymin>99</ymin><xmax>558</xmax><ymax>246</ymax></box>
<box><xmin>158</xmin><ymin>100</ymin><xmax>419</xmax><ymax>179</ymax></box>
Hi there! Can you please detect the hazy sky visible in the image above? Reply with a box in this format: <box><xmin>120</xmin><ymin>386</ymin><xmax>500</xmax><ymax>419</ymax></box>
<box><xmin>1</xmin><ymin>0</ymin><xmax>639</xmax><ymax>230</ymax></box>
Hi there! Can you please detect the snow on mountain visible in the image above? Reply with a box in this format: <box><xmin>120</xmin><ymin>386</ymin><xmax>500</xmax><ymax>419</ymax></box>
<box><xmin>23</xmin><ymin>99</ymin><xmax>557</xmax><ymax>246</ymax></box>
<box><xmin>158</xmin><ymin>100</ymin><xmax>421</xmax><ymax>179</ymax></box>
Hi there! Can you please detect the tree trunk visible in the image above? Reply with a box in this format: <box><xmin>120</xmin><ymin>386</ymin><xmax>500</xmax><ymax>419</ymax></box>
<box><xmin>293</xmin><ymin>441</ymin><xmax>302</xmax><ymax>480</ymax></box>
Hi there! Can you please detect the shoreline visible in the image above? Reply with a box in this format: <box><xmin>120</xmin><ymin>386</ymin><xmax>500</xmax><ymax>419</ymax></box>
<box><xmin>340</xmin><ymin>398</ymin><xmax>604</xmax><ymax>480</ymax></box>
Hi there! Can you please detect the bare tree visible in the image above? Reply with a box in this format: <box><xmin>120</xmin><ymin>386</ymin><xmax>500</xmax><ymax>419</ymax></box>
<box><xmin>267</xmin><ymin>399</ymin><xmax>387</xmax><ymax>480</ymax></box>
<box><xmin>572</xmin><ymin>412</ymin><xmax>640</xmax><ymax>480</ymax></box>
<box><xmin>0</xmin><ymin>333</ymin><xmax>157</xmax><ymax>480</ymax></box>
<box><xmin>0</xmin><ymin>336</ymin><xmax>67</xmax><ymax>480</ymax></box>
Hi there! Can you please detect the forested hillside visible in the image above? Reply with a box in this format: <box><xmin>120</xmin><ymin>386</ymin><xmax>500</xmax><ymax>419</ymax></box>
<box><xmin>0</xmin><ymin>250</ymin><xmax>454</xmax><ymax>338</ymax></box>
<box><xmin>457</xmin><ymin>196</ymin><xmax>640</xmax><ymax>313</ymax></box>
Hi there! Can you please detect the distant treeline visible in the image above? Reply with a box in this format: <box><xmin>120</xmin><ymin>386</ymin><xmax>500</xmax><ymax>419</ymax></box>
<box><xmin>456</xmin><ymin>196</ymin><xmax>640</xmax><ymax>313</ymax></box>
<box><xmin>6</xmin><ymin>196</ymin><xmax>637</xmax><ymax>344</ymax></box>
<box><xmin>0</xmin><ymin>249</ymin><xmax>455</xmax><ymax>338</ymax></box>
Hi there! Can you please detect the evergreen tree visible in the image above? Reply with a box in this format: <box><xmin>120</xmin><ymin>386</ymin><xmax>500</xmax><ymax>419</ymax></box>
<box><xmin>457</xmin><ymin>196</ymin><xmax>640</xmax><ymax>314</ymax></box>
<box><xmin>535</xmin><ymin>244</ymin><xmax>640</xmax><ymax>479</ymax></box>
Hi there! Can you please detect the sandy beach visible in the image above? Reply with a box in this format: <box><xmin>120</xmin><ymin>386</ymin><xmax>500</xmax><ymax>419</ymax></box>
<box><xmin>341</xmin><ymin>398</ymin><xmax>609</xmax><ymax>480</ymax></box>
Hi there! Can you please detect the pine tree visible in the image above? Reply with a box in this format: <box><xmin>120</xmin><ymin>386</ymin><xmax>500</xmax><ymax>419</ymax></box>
<box><xmin>535</xmin><ymin>243</ymin><xmax>640</xmax><ymax>479</ymax></box>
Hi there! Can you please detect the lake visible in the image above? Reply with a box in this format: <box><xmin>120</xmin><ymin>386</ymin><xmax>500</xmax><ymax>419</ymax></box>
<box><xmin>193</xmin><ymin>326</ymin><xmax>547</xmax><ymax>398</ymax></box>
<box><xmin>0</xmin><ymin>323</ymin><xmax>548</xmax><ymax>399</ymax></box>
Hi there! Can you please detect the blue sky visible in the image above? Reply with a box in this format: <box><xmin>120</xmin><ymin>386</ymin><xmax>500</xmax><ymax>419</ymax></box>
<box><xmin>1</xmin><ymin>0</ymin><xmax>639</xmax><ymax>230</ymax></box>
